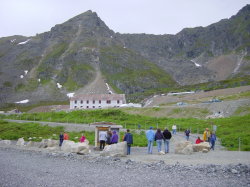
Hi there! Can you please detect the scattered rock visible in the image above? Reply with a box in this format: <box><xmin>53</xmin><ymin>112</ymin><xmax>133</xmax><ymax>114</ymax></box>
<box><xmin>61</xmin><ymin>140</ymin><xmax>89</xmax><ymax>154</ymax></box>
<box><xmin>158</xmin><ymin>151</ymin><xmax>165</xmax><ymax>155</ymax></box>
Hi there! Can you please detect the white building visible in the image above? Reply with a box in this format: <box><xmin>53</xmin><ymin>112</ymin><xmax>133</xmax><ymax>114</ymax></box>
<box><xmin>70</xmin><ymin>94</ymin><xmax>126</xmax><ymax>109</ymax></box>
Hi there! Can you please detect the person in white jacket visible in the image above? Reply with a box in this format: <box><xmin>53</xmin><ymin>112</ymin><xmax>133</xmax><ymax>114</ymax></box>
<box><xmin>99</xmin><ymin>131</ymin><xmax>107</xmax><ymax>150</ymax></box>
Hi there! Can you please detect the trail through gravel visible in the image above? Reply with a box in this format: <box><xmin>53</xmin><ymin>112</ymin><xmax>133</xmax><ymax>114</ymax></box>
<box><xmin>0</xmin><ymin>147</ymin><xmax>250</xmax><ymax>187</ymax></box>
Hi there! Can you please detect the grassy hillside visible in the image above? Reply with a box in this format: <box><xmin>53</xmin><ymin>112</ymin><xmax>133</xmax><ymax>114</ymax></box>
<box><xmin>1</xmin><ymin>109</ymin><xmax>249</xmax><ymax>150</ymax></box>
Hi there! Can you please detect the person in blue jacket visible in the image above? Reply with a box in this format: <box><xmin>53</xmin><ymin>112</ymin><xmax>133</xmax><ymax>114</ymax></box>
<box><xmin>146</xmin><ymin>127</ymin><xmax>155</xmax><ymax>154</ymax></box>
<box><xmin>210</xmin><ymin>132</ymin><xmax>217</xmax><ymax>150</ymax></box>
<box><xmin>123</xmin><ymin>129</ymin><xmax>133</xmax><ymax>155</ymax></box>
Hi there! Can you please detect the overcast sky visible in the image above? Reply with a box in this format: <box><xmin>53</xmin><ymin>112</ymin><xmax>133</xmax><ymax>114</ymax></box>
<box><xmin>0</xmin><ymin>0</ymin><xmax>249</xmax><ymax>37</ymax></box>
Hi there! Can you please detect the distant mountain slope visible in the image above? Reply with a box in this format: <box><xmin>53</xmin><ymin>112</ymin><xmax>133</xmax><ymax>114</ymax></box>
<box><xmin>0</xmin><ymin>5</ymin><xmax>249</xmax><ymax>106</ymax></box>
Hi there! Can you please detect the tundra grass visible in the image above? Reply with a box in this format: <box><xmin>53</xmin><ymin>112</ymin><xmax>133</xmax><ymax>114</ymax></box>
<box><xmin>1</xmin><ymin>109</ymin><xmax>250</xmax><ymax>150</ymax></box>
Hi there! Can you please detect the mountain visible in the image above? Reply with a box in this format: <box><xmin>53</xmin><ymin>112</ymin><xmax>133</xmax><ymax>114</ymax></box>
<box><xmin>0</xmin><ymin>5</ymin><xmax>250</xmax><ymax>107</ymax></box>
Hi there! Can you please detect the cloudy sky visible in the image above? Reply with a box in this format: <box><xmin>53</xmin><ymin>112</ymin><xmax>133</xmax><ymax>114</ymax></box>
<box><xmin>0</xmin><ymin>0</ymin><xmax>249</xmax><ymax>37</ymax></box>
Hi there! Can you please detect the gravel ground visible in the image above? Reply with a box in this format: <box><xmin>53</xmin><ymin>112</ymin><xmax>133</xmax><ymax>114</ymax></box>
<box><xmin>0</xmin><ymin>145</ymin><xmax>250</xmax><ymax>187</ymax></box>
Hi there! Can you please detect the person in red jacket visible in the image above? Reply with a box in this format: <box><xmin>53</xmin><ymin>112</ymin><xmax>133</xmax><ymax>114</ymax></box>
<box><xmin>79</xmin><ymin>134</ymin><xmax>86</xmax><ymax>143</ymax></box>
<box><xmin>63</xmin><ymin>132</ymin><xmax>69</xmax><ymax>140</ymax></box>
<box><xmin>195</xmin><ymin>136</ymin><xmax>203</xmax><ymax>144</ymax></box>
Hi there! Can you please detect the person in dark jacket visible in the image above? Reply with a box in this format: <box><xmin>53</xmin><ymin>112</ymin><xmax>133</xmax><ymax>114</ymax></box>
<box><xmin>106</xmin><ymin>131</ymin><xmax>112</xmax><ymax>145</ymax></box>
<box><xmin>185</xmin><ymin>129</ymin><xmax>190</xmax><ymax>141</ymax></box>
<box><xmin>59</xmin><ymin>132</ymin><xmax>64</xmax><ymax>147</ymax></box>
<box><xmin>123</xmin><ymin>129</ymin><xmax>133</xmax><ymax>155</ymax></box>
<box><xmin>162</xmin><ymin>128</ymin><xmax>172</xmax><ymax>153</ymax></box>
<box><xmin>155</xmin><ymin>129</ymin><xmax>164</xmax><ymax>152</ymax></box>
<box><xmin>111</xmin><ymin>131</ymin><xmax>118</xmax><ymax>144</ymax></box>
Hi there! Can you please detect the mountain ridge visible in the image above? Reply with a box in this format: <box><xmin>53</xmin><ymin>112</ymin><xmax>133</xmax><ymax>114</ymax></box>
<box><xmin>0</xmin><ymin>5</ymin><xmax>249</xmax><ymax>106</ymax></box>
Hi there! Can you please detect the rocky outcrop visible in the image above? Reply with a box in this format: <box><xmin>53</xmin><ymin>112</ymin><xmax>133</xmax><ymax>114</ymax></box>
<box><xmin>100</xmin><ymin>142</ymin><xmax>127</xmax><ymax>157</ymax></box>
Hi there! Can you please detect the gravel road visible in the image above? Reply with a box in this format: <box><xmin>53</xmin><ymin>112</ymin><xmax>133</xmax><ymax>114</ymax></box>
<box><xmin>0</xmin><ymin>146</ymin><xmax>250</xmax><ymax>187</ymax></box>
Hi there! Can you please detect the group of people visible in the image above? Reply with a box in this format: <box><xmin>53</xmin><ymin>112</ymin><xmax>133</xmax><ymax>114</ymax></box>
<box><xmin>99</xmin><ymin>129</ymin><xmax>133</xmax><ymax>155</ymax></box>
<box><xmin>99</xmin><ymin>130</ymin><xmax>120</xmax><ymax>149</ymax></box>
<box><xmin>146</xmin><ymin>127</ymin><xmax>172</xmax><ymax>154</ymax></box>
<box><xmin>59</xmin><ymin>132</ymin><xmax>86</xmax><ymax>147</ymax></box>
<box><xmin>197</xmin><ymin>128</ymin><xmax>217</xmax><ymax>150</ymax></box>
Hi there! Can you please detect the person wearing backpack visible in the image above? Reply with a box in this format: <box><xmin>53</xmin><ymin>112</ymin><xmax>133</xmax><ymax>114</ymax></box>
<box><xmin>163</xmin><ymin>128</ymin><xmax>172</xmax><ymax>153</ymax></box>
<box><xmin>123</xmin><ymin>129</ymin><xmax>133</xmax><ymax>155</ymax></box>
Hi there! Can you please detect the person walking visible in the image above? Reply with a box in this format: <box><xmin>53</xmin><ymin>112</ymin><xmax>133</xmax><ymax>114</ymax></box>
<box><xmin>146</xmin><ymin>127</ymin><xmax>155</xmax><ymax>154</ymax></box>
<box><xmin>155</xmin><ymin>129</ymin><xmax>164</xmax><ymax>153</ymax></box>
<box><xmin>80</xmin><ymin>133</ymin><xmax>86</xmax><ymax>143</ymax></box>
<box><xmin>123</xmin><ymin>129</ymin><xmax>133</xmax><ymax>155</ymax></box>
<box><xmin>99</xmin><ymin>131</ymin><xmax>107</xmax><ymax>150</ymax></box>
<box><xmin>203</xmin><ymin>128</ymin><xmax>211</xmax><ymax>143</ymax></box>
<box><xmin>163</xmin><ymin>128</ymin><xmax>172</xmax><ymax>153</ymax></box>
<box><xmin>210</xmin><ymin>132</ymin><xmax>217</xmax><ymax>150</ymax></box>
<box><xmin>185</xmin><ymin>129</ymin><xmax>190</xmax><ymax>141</ymax></box>
<box><xmin>110</xmin><ymin>131</ymin><xmax>118</xmax><ymax>144</ymax></box>
<box><xmin>172</xmin><ymin>124</ymin><xmax>177</xmax><ymax>135</ymax></box>
<box><xmin>59</xmin><ymin>132</ymin><xmax>64</xmax><ymax>147</ymax></box>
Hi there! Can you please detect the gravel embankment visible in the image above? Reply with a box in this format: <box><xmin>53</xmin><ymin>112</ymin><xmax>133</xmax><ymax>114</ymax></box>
<box><xmin>0</xmin><ymin>147</ymin><xmax>250</xmax><ymax>187</ymax></box>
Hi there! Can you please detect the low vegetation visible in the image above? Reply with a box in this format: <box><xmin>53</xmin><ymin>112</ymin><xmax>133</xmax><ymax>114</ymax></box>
<box><xmin>1</xmin><ymin>109</ymin><xmax>249</xmax><ymax>150</ymax></box>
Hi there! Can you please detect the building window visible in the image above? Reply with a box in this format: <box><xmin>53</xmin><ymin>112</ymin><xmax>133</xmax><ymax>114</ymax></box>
<box><xmin>117</xmin><ymin>100</ymin><xmax>120</xmax><ymax>104</ymax></box>
<box><xmin>93</xmin><ymin>106</ymin><xmax>95</xmax><ymax>108</ymax></box>
<box><xmin>107</xmin><ymin>100</ymin><xmax>111</xmax><ymax>104</ymax></box>
<box><xmin>74</xmin><ymin>106</ymin><xmax>77</xmax><ymax>109</ymax></box>
<box><xmin>80</xmin><ymin>100</ymin><xmax>83</xmax><ymax>104</ymax></box>
<box><xmin>99</xmin><ymin>106</ymin><xmax>101</xmax><ymax>108</ymax></box>
<box><xmin>87</xmin><ymin>100</ymin><xmax>89</xmax><ymax>104</ymax></box>
<box><xmin>93</xmin><ymin>100</ymin><xmax>95</xmax><ymax>104</ymax></box>
<box><xmin>86</xmin><ymin>106</ymin><xmax>89</xmax><ymax>109</ymax></box>
<box><xmin>74</xmin><ymin>100</ymin><xmax>77</xmax><ymax>104</ymax></box>
<box><xmin>99</xmin><ymin>100</ymin><xmax>101</xmax><ymax>104</ymax></box>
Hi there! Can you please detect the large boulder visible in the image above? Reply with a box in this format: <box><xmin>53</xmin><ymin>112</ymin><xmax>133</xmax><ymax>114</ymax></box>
<box><xmin>192</xmin><ymin>142</ymin><xmax>210</xmax><ymax>152</ymax></box>
<box><xmin>61</xmin><ymin>140</ymin><xmax>89</xmax><ymax>154</ymax></box>
<box><xmin>0</xmin><ymin>140</ymin><xmax>11</xmax><ymax>146</ymax></box>
<box><xmin>16</xmin><ymin>138</ymin><xmax>25</xmax><ymax>146</ymax></box>
<box><xmin>175</xmin><ymin>141</ymin><xmax>193</xmax><ymax>155</ymax></box>
<box><xmin>100</xmin><ymin>142</ymin><xmax>127</xmax><ymax>157</ymax></box>
<box><xmin>39</xmin><ymin>139</ymin><xmax>59</xmax><ymax>148</ymax></box>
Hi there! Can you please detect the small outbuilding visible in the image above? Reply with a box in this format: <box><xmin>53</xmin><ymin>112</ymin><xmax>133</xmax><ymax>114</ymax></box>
<box><xmin>91</xmin><ymin>122</ymin><xmax>123</xmax><ymax>147</ymax></box>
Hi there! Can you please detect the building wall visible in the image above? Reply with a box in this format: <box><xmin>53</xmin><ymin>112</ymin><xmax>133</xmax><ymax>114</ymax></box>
<box><xmin>70</xmin><ymin>99</ymin><xmax>124</xmax><ymax>109</ymax></box>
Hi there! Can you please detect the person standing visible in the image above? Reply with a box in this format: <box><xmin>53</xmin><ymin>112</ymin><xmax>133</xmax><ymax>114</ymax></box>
<box><xmin>59</xmin><ymin>132</ymin><xmax>64</xmax><ymax>147</ymax></box>
<box><xmin>185</xmin><ymin>129</ymin><xmax>190</xmax><ymax>141</ymax></box>
<box><xmin>99</xmin><ymin>131</ymin><xmax>107</xmax><ymax>150</ymax></box>
<box><xmin>63</xmin><ymin>132</ymin><xmax>69</xmax><ymax>140</ymax></box>
<box><xmin>172</xmin><ymin>124</ymin><xmax>177</xmax><ymax>135</ymax></box>
<box><xmin>111</xmin><ymin>131</ymin><xmax>118</xmax><ymax>144</ymax></box>
<box><xmin>210</xmin><ymin>132</ymin><xmax>217</xmax><ymax>150</ymax></box>
<box><xmin>203</xmin><ymin>128</ymin><xmax>211</xmax><ymax>143</ymax></box>
<box><xmin>146</xmin><ymin>127</ymin><xmax>155</xmax><ymax>154</ymax></box>
<box><xmin>163</xmin><ymin>128</ymin><xmax>172</xmax><ymax>153</ymax></box>
<box><xmin>155</xmin><ymin>129</ymin><xmax>164</xmax><ymax>152</ymax></box>
<box><xmin>80</xmin><ymin>133</ymin><xmax>86</xmax><ymax>143</ymax></box>
<box><xmin>123</xmin><ymin>129</ymin><xmax>133</xmax><ymax>155</ymax></box>
<box><xmin>106</xmin><ymin>131</ymin><xmax>112</xmax><ymax>145</ymax></box>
